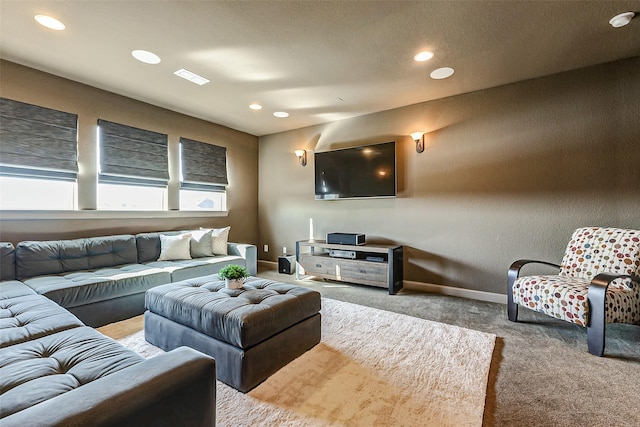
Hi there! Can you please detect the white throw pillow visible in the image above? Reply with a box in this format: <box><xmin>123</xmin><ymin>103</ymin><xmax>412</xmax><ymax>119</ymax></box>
<box><xmin>201</xmin><ymin>226</ymin><xmax>230</xmax><ymax>255</ymax></box>
<box><xmin>189</xmin><ymin>229</ymin><xmax>214</xmax><ymax>258</ymax></box>
<box><xmin>158</xmin><ymin>233</ymin><xmax>192</xmax><ymax>261</ymax></box>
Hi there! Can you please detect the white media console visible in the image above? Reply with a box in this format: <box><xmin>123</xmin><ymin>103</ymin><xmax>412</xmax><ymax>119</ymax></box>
<box><xmin>295</xmin><ymin>239</ymin><xmax>403</xmax><ymax>295</ymax></box>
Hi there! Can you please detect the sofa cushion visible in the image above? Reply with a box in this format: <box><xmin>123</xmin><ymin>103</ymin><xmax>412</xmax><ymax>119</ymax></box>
<box><xmin>22</xmin><ymin>264</ymin><xmax>170</xmax><ymax>309</ymax></box>
<box><xmin>0</xmin><ymin>281</ymin><xmax>36</xmax><ymax>300</ymax></box>
<box><xmin>0</xmin><ymin>243</ymin><xmax>15</xmax><ymax>281</ymax></box>
<box><xmin>15</xmin><ymin>235</ymin><xmax>138</xmax><ymax>280</ymax></box>
<box><xmin>145</xmin><ymin>255</ymin><xmax>246</xmax><ymax>283</ymax></box>
<box><xmin>0</xmin><ymin>326</ymin><xmax>143</xmax><ymax>418</ymax></box>
<box><xmin>145</xmin><ymin>275</ymin><xmax>321</xmax><ymax>349</ymax></box>
<box><xmin>1</xmin><ymin>347</ymin><xmax>216</xmax><ymax>426</ymax></box>
<box><xmin>0</xmin><ymin>294</ymin><xmax>84</xmax><ymax>348</ymax></box>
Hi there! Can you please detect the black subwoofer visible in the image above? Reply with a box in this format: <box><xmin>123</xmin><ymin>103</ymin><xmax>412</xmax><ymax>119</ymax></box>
<box><xmin>278</xmin><ymin>255</ymin><xmax>296</xmax><ymax>275</ymax></box>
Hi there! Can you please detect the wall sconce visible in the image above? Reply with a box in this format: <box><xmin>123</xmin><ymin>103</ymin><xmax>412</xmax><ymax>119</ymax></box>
<box><xmin>609</xmin><ymin>12</ymin><xmax>635</xmax><ymax>27</ymax></box>
<box><xmin>294</xmin><ymin>149</ymin><xmax>307</xmax><ymax>166</ymax></box>
<box><xmin>411</xmin><ymin>132</ymin><xmax>425</xmax><ymax>153</ymax></box>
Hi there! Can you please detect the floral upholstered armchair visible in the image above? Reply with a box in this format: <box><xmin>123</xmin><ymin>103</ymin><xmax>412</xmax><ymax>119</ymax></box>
<box><xmin>508</xmin><ymin>227</ymin><xmax>640</xmax><ymax>356</ymax></box>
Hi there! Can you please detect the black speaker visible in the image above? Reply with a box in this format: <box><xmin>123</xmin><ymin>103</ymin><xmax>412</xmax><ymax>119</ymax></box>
<box><xmin>327</xmin><ymin>232</ymin><xmax>366</xmax><ymax>245</ymax></box>
<box><xmin>278</xmin><ymin>255</ymin><xmax>296</xmax><ymax>275</ymax></box>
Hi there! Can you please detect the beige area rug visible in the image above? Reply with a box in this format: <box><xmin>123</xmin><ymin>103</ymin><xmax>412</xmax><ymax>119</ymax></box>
<box><xmin>99</xmin><ymin>299</ymin><xmax>496</xmax><ymax>426</ymax></box>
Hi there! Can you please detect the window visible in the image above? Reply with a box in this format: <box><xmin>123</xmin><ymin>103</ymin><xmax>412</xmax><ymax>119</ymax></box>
<box><xmin>97</xmin><ymin>119</ymin><xmax>168</xmax><ymax>210</ymax></box>
<box><xmin>180</xmin><ymin>187</ymin><xmax>226</xmax><ymax>211</ymax></box>
<box><xmin>0</xmin><ymin>98</ymin><xmax>78</xmax><ymax>210</ymax></box>
<box><xmin>97</xmin><ymin>182</ymin><xmax>166</xmax><ymax>211</ymax></box>
<box><xmin>0</xmin><ymin>175</ymin><xmax>76</xmax><ymax>210</ymax></box>
<box><xmin>179</xmin><ymin>137</ymin><xmax>228</xmax><ymax>211</ymax></box>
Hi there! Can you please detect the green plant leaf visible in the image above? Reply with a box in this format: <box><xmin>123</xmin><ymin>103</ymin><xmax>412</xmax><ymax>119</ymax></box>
<box><xmin>218</xmin><ymin>264</ymin><xmax>249</xmax><ymax>280</ymax></box>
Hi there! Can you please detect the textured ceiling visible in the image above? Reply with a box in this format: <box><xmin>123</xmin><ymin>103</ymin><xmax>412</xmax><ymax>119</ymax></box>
<box><xmin>1</xmin><ymin>1</ymin><xmax>639</xmax><ymax>136</ymax></box>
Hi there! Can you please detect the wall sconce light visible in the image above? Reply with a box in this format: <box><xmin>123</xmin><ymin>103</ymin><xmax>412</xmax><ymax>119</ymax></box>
<box><xmin>411</xmin><ymin>132</ymin><xmax>425</xmax><ymax>153</ymax></box>
<box><xmin>294</xmin><ymin>149</ymin><xmax>307</xmax><ymax>166</ymax></box>
<box><xmin>609</xmin><ymin>12</ymin><xmax>635</xmax><ymax>28</ymax></box>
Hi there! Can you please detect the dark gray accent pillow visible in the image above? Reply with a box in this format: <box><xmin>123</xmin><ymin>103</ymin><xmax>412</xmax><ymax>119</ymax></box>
<box><xmin>135</xmin><ymin>231</ymin><xmax>182</xmax><ymax>263</ymax></box>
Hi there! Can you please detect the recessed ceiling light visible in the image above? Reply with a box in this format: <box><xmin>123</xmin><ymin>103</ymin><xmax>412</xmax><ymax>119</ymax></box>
<box><xmin>34</xmin><ymin>15</ymin><xmax>65</xmax><ymax>30</ymax></box>
<box><xmin>609</xmin><ymin>12</ymin><xmax>635</xmax><ymax>28</ymax></box>
<box><xmin>414</xmin><ymin>51</ymin><xmax>434</xmax><ymax>62</ymax></box>
<box><xmin>249</xmin><ymin>104</ymin><xmax>262</xmax><ymax>110</ymax></box>
<box><xmin>430</xmin><ymin>67</ymin><xmax>455</xmax><ymax>80</ymax></box>
<box><xmin>132</xmin><ymin>50</ymin><xmax>161</xmax><ymax>64</ymax></box>
<box><xmin>273</xmin><ymin>112</ymin><xmax>289</xmax><ymax>118</ymax></box>
<box><xmin>174</xmin><ymin>69</ymin><xmax>210</xmax><ymax>85</ymax></box>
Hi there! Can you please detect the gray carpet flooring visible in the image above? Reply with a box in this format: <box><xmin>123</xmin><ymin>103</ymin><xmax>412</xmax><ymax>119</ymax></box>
<box><xmin>256</xmin><ymin>266</ymin><xmax>640</xmax><ymax>427</ymax></box>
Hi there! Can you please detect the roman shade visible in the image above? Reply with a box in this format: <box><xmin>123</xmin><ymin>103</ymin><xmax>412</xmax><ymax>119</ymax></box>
<box><xmin>0</xmin><ymin>98</ymin><xmax>78</xmax><ymax>180</ymax></box>
<box><xmin>180</xmin><ymin>137</ymin><xmax>228</xmax><ymax>190</ymax></box>
<box><xmin>98</xmin><ymin>119</ymin><xmax>168</xmax><ymax>186</ymax></box>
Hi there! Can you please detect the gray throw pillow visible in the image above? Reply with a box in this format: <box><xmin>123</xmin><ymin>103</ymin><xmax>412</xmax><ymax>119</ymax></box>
<box><xmin>190</xmin><ymin>229</ymin><xmax>214</xmax><ymax>258</ymax></box>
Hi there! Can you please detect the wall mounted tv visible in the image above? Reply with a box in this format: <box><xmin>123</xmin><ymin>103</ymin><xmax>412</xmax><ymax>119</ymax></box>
<box><xmin>314</xmin><ymin>141</ymin><xmax>396</xmax><ymax>200</ymax></box>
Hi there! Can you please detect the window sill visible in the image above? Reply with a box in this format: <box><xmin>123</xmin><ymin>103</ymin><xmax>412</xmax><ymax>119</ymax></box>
<box><xmin>0</xmin><ymin>210</ymin><xmax>229</xmax><ymax>221</ymax></box>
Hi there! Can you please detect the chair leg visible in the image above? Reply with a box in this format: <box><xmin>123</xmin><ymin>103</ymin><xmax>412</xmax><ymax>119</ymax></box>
<box><xmin>587</xmin><ymin>283</ymin><xmax>607</xmax><ymax>357</ymax></box>
<box><xmin>507</xmin><ymin>294</ymin><xmax>518</xmax><ymax>322</ymax></box>
<box><xmin>587</xmin><ymin>325</ymin><xmax>605</xmax><ymax>357</ymax></box>
<box><xmin>507</xmin><ymin>268</ymin><xmax>518</xmax><ymax>322</ymax></box>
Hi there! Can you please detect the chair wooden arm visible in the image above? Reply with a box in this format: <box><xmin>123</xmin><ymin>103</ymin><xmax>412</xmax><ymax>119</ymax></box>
<box><xmin>587</xmin><ymin>273</ymin><xmax>640</xmax><ymax>356</ymax></box>
<box><xmin>509</xmin><ymin>259</ymin><xmax>560</xmax><ymax>278</ymax></box>
<box><xmin>507</xmin><ymin>259</ymin><xmax>561</xmax><ymax>322</ymax></box>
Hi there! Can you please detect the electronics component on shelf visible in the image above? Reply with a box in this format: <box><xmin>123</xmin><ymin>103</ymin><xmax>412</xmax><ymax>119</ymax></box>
<box><xmin>327</xmin><ymin>232</ymin><xmax>366</xmax><ymax>246</ymax></box>
<box><xmin>329</xmin><ymin>249</ymin><xmax>357</xmax><ymax>259</ymax></box>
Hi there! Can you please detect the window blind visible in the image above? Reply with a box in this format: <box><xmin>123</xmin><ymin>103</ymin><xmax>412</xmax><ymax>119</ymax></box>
<box><xmin>0</xmin><ymin>97</ymin><xmax>78</xmax><ymax>180</ymax></box>
<box><xmin>180</xmin><ymin>137</ymin><xmax>228</xmax><ymax>189</ymax></box>
<box><xmin>98</xmin><ymin>119</ymin><xmax>169</xmax><ymax>186</ymax></box>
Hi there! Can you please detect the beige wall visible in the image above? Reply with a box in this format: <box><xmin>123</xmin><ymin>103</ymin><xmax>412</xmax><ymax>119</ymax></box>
<box><xmin>2</xmin><ymin>58</ymin><xmax>639</xmax><ymax>295</ymax></box>
<box><xmin>0</xmin><ymin>60</ymin><xmax>259</xmax><ymax>245</ymax></box>
<box><xmin>258</xmin><ymin>57</ymin><xmax>640</xmax><ymax>295</ymax></box>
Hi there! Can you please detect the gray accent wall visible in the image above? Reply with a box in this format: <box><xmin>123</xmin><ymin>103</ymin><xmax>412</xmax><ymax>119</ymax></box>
<box><xmin>258</xmin><ymin>57</ymin><xmax>640</xmax><ymax>295</ymax></box>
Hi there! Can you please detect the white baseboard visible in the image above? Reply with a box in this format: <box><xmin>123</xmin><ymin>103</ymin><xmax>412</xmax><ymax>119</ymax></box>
<box><xmin>404</xmin><ymin>280</ymin><xmax>507</xmax><ymax>304</ymax></box>
<box><xmin>258</xmin><ymin>260</ymin><xmax>507</xmax><ymax>304</ymax></box>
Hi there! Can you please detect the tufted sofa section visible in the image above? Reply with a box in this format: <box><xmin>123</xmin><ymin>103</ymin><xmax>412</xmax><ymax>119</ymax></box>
<box><xmin>136</xmin><ymin>231</ymin><xmax>257</xmax><ymax>281</ymax></box>
<box><xmin>0</xmin><ymin>280</ymin><xmax>216</xmax><ymax>426</ymax></box>
<box><xmin>0</xmin><ymin>231</ymin><xmax>256</xmax><ymax>423</ymax></box>
<box><xmin>1</xmin><ymin>326</ymin><xmax>144</xmax><ymax>417</ymax></box>
<box><xmin>5</xmin><ymin>232</ymin><xmax>257</xmax><ymax>327</ymax></box>
<box><xmin>0</xmin><ymin>293</ymin><xmax>84</xmax><ymax>348</ymax></box>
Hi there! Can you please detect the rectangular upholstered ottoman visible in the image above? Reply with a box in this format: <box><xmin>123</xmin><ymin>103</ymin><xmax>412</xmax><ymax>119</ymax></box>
<box><xmin>144</xmin><ymin>275</ymin><xmax>321</xmax><ymax>392</ymax></box>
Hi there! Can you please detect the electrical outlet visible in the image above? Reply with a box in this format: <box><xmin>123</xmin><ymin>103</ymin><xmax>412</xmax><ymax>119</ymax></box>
<box><xmin>263</xmin><ymin>244</ymin><xmax>269</xmax><ymax>252</ymax></box>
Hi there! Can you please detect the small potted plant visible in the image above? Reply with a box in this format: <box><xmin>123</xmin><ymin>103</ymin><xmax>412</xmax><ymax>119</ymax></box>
<box><xmin>218</xmin><ymin>264</ymin><xmax>249</xmax><ymax>289</ymax></box>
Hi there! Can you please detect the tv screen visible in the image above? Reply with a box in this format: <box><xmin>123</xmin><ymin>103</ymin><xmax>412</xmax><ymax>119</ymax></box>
<box><xmin>314</xmin><ymin>141</ymin><xmax>396</xmax><ymax>200</ymax></box>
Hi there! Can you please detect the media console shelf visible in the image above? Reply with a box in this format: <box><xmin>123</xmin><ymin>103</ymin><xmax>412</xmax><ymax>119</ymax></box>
<box><xmin>296</xmin><ymin>239</ymin><xmax>403</xmax><ymax>295</ymax></box>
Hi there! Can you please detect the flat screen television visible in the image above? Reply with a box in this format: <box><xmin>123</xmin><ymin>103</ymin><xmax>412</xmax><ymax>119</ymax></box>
<box><xmin>314</xmin><ymin>141</ymin><xmax>396</xmax><ymax>200</ymax></box>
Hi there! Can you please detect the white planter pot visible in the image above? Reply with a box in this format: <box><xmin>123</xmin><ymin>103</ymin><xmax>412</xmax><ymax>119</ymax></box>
<box><xmin>225</xmin><ymin>278</ymin><xmax>244</xmax><ymax>289</ymax></box>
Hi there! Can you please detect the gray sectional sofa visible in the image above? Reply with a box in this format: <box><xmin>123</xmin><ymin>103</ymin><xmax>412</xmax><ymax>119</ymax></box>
<box><xmin>0</xmin><ymin>230</ymin><xmax>257</xmax><ymax>425</ymax></box>
<box><xmin>9</xmin><ymin>231</ymin><xmax>257</xmax><ymax>327</ymax></box>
